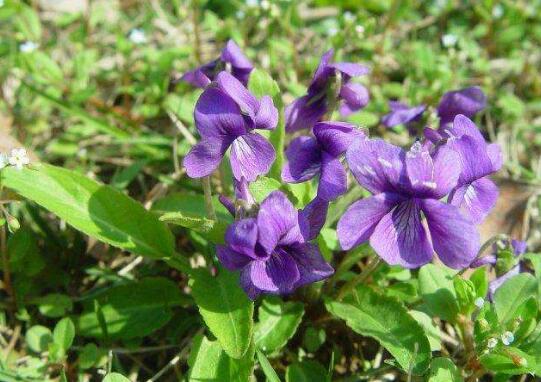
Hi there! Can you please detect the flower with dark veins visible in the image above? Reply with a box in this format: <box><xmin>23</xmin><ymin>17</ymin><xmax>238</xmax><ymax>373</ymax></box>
<box><xmin>282</xmin><ymin>121</ymin><xmax>365</xmax><ymax>201</ymax></box>
<box><xmin>183</xmin><ymin>71</ymin><xmax>278</xmax><ymax>181</ymax></box>
<box><xmin>216</xmin><ymin>191</ymin><xmax>334</xmax><ymax>299</ymax></box>
<box><xmin>338</xmin><ymin>138</ymin><xmax>480</xmax><ymax>269</ymax></box>
<box><xmin>285</xmin><ymin>49</ymin><xmax>370</xmax><ymax>133</ymax></box>
<box><xmin>181</xmin><ymin>40</ymin><xmax>253</xmax><ymax>88</ymax></box>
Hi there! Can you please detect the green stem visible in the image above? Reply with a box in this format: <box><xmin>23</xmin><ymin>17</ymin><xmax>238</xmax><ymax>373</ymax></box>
<box><xmin>202</xmin><ymin>176</ymin><xmax>217</xmax><ymax>221</ymax></box>
<box><xmin>336</xmin><ymin>256</ymin><xmax>381</xmax><ymax>300</ymax></box>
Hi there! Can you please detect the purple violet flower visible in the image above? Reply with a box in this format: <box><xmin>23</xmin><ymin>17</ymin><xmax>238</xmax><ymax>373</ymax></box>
<box><xmin>285</xmin><ymin>49</ymin><xmax>370</xmax><ymax>133</ymax></box>
<box><xmin>381</xmin><ymin>101</ymin><xmax>426</xmax><ymax>128</ymax></box>
<box><xmin>216</xmin><ymin>191</ymin><xmax>334</xmax><ymax>299</ymax></box>
<box><xmin>337</xmin><ymin>138</ymin><xmax>480</xmax><ymax>269</ymax></box>
<box><xmin>282</xmin><ymin>121</ymin><xmax>366</xmax><ymax>201</ymax></box>
<box><xmin>181</xmin><ymin>40</ymin><xmax>253</xmax><ymax>88</ymax></box>
<box><xmin>425</xmin><ymin>115</ymin><xmax>502</xmax><ymax>223</ymax></box>
<box><xmin>437</xmin><ymin>86</ymin><xmax>486</xmax><ymax>127</ymax></box>
<box><xmin>183</xmin><ymin>71</ymin><xmax>278</xmax><ymax>181</ymax></box>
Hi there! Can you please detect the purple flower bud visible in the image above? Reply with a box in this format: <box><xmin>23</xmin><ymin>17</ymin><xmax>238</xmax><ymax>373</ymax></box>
<box><xmin>181</xmin><ymin>40</ymin><xmax>254</xmax><ymax>88</ymax></box>
<box><xmin>285</xmin><ymin>49</ymin><xmax>370</xmax><ymax>133</ymax></box>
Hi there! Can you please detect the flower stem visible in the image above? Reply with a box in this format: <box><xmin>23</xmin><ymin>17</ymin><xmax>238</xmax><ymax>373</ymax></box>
<box><xmin>202</xmin><ymin>176</ymin><xmax>217</xmax><ymax>221</ymax></box>
<box><xmin>336</xmin><ymin>256</ymin><xmax>381</xmax><ymax>300</ymax></box>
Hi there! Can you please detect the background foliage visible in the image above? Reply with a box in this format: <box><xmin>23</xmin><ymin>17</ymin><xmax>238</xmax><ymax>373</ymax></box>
<box><xmin>1</xmin><ymin>0</ymin><xmax>541</xmax><ymax>381</ymax></box>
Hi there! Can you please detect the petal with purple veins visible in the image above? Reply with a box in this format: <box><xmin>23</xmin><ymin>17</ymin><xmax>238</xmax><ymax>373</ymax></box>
<box><xmin>215</xmin><ymin>71</ymin><xmax>259</xmax><ymax>120</ymax></box>
<box><xmin>288</xmin><ymin>243</ymin><xmax>334</xmax><ymax>288</ymax></box>
<box><xmin>370</xmin><ymin>199</ymin><xmax>434</xmax><ymax>268</ymax></box>
<box><xmin>183</xmin><ymin>137</ymin><xmax>231</xmax><ymax>178</ymax></box>
<box><xmin>255</xmin><ymin>95</ymin><xmax>279</xmax><ymax>130</ymax></box>
<box><xmin>446</xmin><ymin>134</ymin><xmax>495</xmax><ymax>186</ymax></box>
<box><xmin>313</xmin><ymin>121</ymin><xmax>366</xmax><ymax>157</ymax></box>
<box><xmin>224</xmin><ymin>218</ymin><xmax>259</xmax><ymax>258</ymax></box>
<box><xmin>339</xmin><ymin>83</ymin><xmax>370</xmax><ymax>116</ymax></box>
<box><xmin>299</xmin><ymin>197</ymin><xmax>329</xmax><ymax>241</ymax></box>
<box><xmin>181</xmin><ymin>69</ymin><xmax>212</xmax><ymax>88</ymax></box>
<box><xmin>448</xmin><ymin>177</ymin><xmax>499</xmax><ymax>224</ymax></box>
<box><xmin>346</xmin><ymin>138</ymin><xmax>407</xmax><ymax>194</ymax></box>
<box><xmin>281</xmin><ymin>136</ymin><xmax>322</xmax><ymax>183</ymax></box>
<box><xmin>437</xmin><ymin>87</ymin><xmax>486</xmax><ymax>126</ymax></box>
<box><xmin>216</xmin><ymin>245</ymin><xmax>251</xmax><ymax>271</ymax></box>
<box><xmin>194</xmin><ymin>87</ymin><xmax>247</xmax><ymax>139</ymax></box>
<box><xmin>257</xmin><ymin>191</ymin><xmax>302</xmax><ymax>255</ymax></box>
<box><xmin>421</xmin><ymin>199</ymin><xmax>480</xmax><ymax>269</ymax></box>
<box><xmin>285</xmin><ymin>95</ymin><xmax>327</xmax><ymax>133</ymax></box>
<box><xmin>230</xmin><ymin>133</ymin><xmax>275</xmax><ymax>181</ymax></box>
<box><xmin>317</xmin><ymin>153</ymin><xmax>347</xmax><ymax>201</ymax></box>
<box><xmin>337</xmin><ymin>193</ymin><xmax>401</xmax><ymax>250</ymax></box>
<box><xmin>382</xmin><ymin>102</ymin><xmax>426</xmax><ymax>128</ymax></box>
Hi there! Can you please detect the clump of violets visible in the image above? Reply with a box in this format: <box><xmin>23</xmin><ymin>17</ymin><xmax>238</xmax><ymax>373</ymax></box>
<box><xmin>181</xmin><ymin>40</ymin><xmax>253</xmax><ymax>88</ymax></box>
<box><xmin>183</xmin><ymin>71</ymin><xmax>278</xmax><ymax>181</ymax></box>
<box><xmin>282</xmin><ymin>121</ymin><xmax>365</xmax><ymax>201</ymax></box>
<box><xmin>216</xmin><ymin>191</ymin><xmax>334</xmax><ymax>299</ymax></box>
<box><xmin>181</xmin><ymin>44</ymin><xmax>506</xmax><ymax>299</ymax></box>
<box><xmin>337</xmin><ymin>137</ymin><xmax>481</xmax><ymax>269</ymax></box>
<box><xmin>285</xmin><ymin>49</ymin><xmax>370</xmax><ymax>133</ymax></box>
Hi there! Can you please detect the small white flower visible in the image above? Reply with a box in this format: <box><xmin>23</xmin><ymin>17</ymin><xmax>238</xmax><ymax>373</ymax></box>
<box><xmin>355</xmin><ymin>24</ymin><xmax>365</xmax><ymax>34</ymax></box>
<box><xmin>8</xmin><ymin>148</ymin><xmax>30</xmax><ymax>170</ymax></box>
<box><xmin>474</xmin><ymin>297</ymin><xmax>485</xmax><ymax>308</ymax></box>
<box><xmin>327</xmin><ymin>26</ymin><xmax>338</xmax><ymax>37</ymax></box>
<box><xmin>442</xmin><ymin>34</ymin><xmax>458</xmax><ymax>48</ymax></box>
<box><xmin>19</xmin><ymin>41</ymin><xmax>38</xmax><ymax>53</ymax></box>
<box><xmin>487</xmin><ymin>338</ymin><xmax>498</xmax><ymax>349</ymax></box>
<box><xmin>492</xmin><ymin>4</ymin><xmax>504</xmax><ymax>18</ymax></box>
<box><xmin>260</xmin><ymin>0</ymin><xmax>270</xmax><ymax>10</ymax></box>
<box><xmin>501</xmin><ymin>331</ymin><xmax>514</xmax><ymax>346</ymax></box>
<box><xmin>245</xmin><ymin>0</ymin><xmax>258</xmax><ymax>7</ymax></box>
<box><xmin>0</xmin><ymin>152</ymin><xmax>8</xmax><ymax>169</ymax></box>
<box><xmin>344</xmin><ymin>11</ymin><xmax>355</xmax><ymax>22</ymax></box>
<box><xmin>129</xmin><ymin>29</ymin><xmax>147</xmax><ymax>44</ymax></box>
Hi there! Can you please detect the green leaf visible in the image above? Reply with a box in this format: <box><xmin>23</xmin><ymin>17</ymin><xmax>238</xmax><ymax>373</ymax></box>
<box><xmin>255</xmin><ymin>297</ymin><xmax>304</xmax><ymax>354</ymax></box>
<box><xmin>286</xmin><ymin>360</ymin><xmax>327</xmax><ymax>382</ymax></box>
<box><xmin>78</xmin><ymin>343</ymin><xmax>99</xmax><ymax>369</ymax></box>
<box><xmin>249</xmin><ymin>177</ymin><xmax>282</xmax><ymax>203</ymax></box>
<box><xmin>494</xmin><ymin>273</ymin><xmax>538</xmax><ymax>324</ymax></box>
<box><xmin>418</xmin><ymin>264</ymin><xmax>459</xmax><ymax>322</ymax></box>
<box><xmin>1</xmin><ymin>164</ymin><xmax>175</xmax><ymax>260</ymax></box>
<box><xmin>480</xmin><ymin>347</ymin><xmax>536</xmax><ymax>375</ymax></box>
<box><xmin>325</xmin><ymin>285</ymin><xmax>431</xmax><ymax>374</ymax></box>
<box><xmin>469</xmin><ymin>267</ymin><xmax>489</xmax><ymax>298</ymax></box>
<box><xmin>160</xmin><ymin>212</ymin><xmax>228</xmax><ymax>244</ymax></box>
<box><xmin>53</xmin><ymin>317</ymin><xmax>75</xmax><ymax>354</ymax></box>
<box><xmin>77</xmin><ymin>277</ymin><xmax>187</xmax><ymax>339</ymax></box>
<box><xmin>248</xmin><ymin>69</ymin><xmax>280</xmax><ymax>99</ymax></box>
<box><xmin>188</xmin><ymin>335</ymin><xmax>254</xmax><ymax>382</ymax></box>
<box><xmin>25</xmin><ymin>325</ymin><xmax>53</xmax><ymax>353</ymax></box>
<box><xmin>409</xmin><ymin>310</ymin><xmax>441</xmax><ymax>352</ymax></box>
<box><xmin>428</xmin><ymin>357</ymin><xmax>463</xmax><ymax>381</ymax></box>
<box><xmin>257</xmin><ymin>350</ymin><xmax>281</xmax><ymax>382</ymax></box>
<box><xmin>190</xmin><ymin>267</ymin><xmax>254</xmax><ymax>359</ymax></box>
<box><xmin>303</xmin><ymin>326</ymin><xmax>326</xmax><ymax>353</ymax></box>
<box><xmin>453</xmin><ymin>276</ymin><xmax>476</xmax><ymax>314</ymax></box>
<box><xmin>33</xmin><ymin>293</ymin><xmax>73</xmax><ymax>318</ymax></box>
<box><xmin>152</xmin><ymin>193</ymin><xmax>232</xmax><ymax>222</ymax></box>
<box><xmin>103</xmin><ymin>373</ymin><xmax>131</xmax><ymax>382</ymax></box>
<box><xmin>6</xmin><ymin>227</ymin><xmax>44</xmax><ymax>277</ymax></box>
